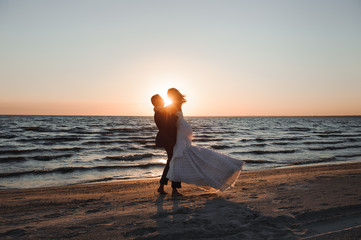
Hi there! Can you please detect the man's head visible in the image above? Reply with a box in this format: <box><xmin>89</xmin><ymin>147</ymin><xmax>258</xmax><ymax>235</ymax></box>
<box><xmin>151</xmin><ymin>94</ymin><xmax>165</xmax><ymax>107</ymax></box>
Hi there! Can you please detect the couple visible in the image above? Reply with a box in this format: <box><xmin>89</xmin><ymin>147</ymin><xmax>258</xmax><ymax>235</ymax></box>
<box><xmin>151</xmin><ymin>88</ymin><xmax>244</xmax><ymax>196</ymax></box>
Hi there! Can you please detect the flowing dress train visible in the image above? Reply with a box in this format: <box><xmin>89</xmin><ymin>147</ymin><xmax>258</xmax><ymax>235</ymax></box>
<box><xmin>167</xmin><ymin>112</ymin><xmax>245</xmax><ymax>191</ymax></box>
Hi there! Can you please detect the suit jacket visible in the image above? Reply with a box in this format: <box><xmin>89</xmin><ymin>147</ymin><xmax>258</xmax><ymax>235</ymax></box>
<box><xmin>154</xmin><ymin>106</ymin><xmax>178</xmax><ymax>149</ymax></box>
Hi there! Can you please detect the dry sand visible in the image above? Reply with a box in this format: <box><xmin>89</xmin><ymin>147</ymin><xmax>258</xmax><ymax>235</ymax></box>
<box><xmin>1</xmin><ymin>162</ymin><xmax>361</xmax><ymax>239</ymax></box>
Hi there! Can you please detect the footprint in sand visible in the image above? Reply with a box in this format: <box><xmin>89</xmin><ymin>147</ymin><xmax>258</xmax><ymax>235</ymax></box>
<box><xmin>67</xmin><ymin>226</ymin><xmax>86</xmax><ymax>230</ymax></box>
<box><xmin>44</xmin><ymin>213</ymin><xmax>63</xmax><ymax>218</ymax></box>
<box><xmin>278</xmin><ymin>206</ymin><xmax>302</xmax><ymax>210</ymax></box>
<box><xmin>62</xmin><ymin>232</ymin><xmax>79</xmax><ymax>238</ymax></box>
<box><xmin>88</xmin><ymin>220</ymin><xmax>112</xmax><ymax>227</ymax></box>
<box><xmin>249</xmin><ymin>194</ymin><xmax>258</xmax><ymax>199</ymax></box>
<box><xmin>0</xmin><ymin>228</ymin><xmax>27</xmax><ymax>238</ymax></box>
<box><xmin>199</xmin><ymin>193</ymin><xmax>218</xmax><ymax>198</ymax></box>
<box><xmin>273</xmin><ymin>197</ymin><xmax>287</xmax><ymax>201</ymax></box>
<box><xmin>86</xmin><ymin>208</ymin><xmax>102</xmax><ymax>214</ymax></box>
<box><xmin>288</xmin><ymin>197</ymin><xmax>302</xmax><ymax>203</ymax></box>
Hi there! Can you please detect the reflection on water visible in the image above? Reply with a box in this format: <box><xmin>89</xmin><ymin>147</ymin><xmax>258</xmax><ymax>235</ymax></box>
<box><xmin>0</xmin><ymin>115</ymin><xmax>361</xmax><ymax>188</ymax></box>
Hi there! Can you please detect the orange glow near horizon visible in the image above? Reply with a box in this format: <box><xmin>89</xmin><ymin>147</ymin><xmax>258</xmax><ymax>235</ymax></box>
<box><xmin>0</xmin><ymin>100</ymin><xmax>127</xmax><ymax>116</ymax></box>
<box><xmin>1</xmin><ymin>94</ymin><xmax>361</xmax><ymax>117</ymax></box>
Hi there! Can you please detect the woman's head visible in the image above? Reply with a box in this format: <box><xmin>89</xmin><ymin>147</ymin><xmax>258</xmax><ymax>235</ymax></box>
<box><xmin>167</xmin><ymin>88</ymin><xmax>186</xmax><ymax>105</ymax></box>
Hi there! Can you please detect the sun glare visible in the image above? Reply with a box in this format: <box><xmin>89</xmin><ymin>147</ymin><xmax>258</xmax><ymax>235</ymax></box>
<box><xmin>162</xmin><ymin>95</ymin><xmax>173</xmax><ymax>106</ymax></box>
<box><xmin>146</xmin><ymin>76</ymin><xmax>192</xmax><ymax>111</ymax></box>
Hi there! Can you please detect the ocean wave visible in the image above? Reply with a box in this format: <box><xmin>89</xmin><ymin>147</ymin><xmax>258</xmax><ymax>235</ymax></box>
<box><xmin>292</xmin><ymin>157</ymin><xmax>336</xmax><ymax>165</ymax></box>
<box><xmin>143</xmin><ymin>144</ymin><xmax>156</xmax><ymax>149</ymax></box>
<box><xmin>303</xmin><ymin>140</ymin><xmax>345</xmax><ymax>145</ymax></box>
<box><xmin>211</xmin><ymin>145</ymin><xmax>232</xmax><ymax>150</ymax></box>
<box><xmin>317</xmin><ymin>134</ymin><xmax>361</xmax><ymax>138</ymax></box>
<box><xmin>106</xmin><ymin>147</ymin><xmax>125</xmax><ymax>152</ymax></box>
<box><xmin>193</xmin><ymin>134</ymin><xmax>215</xmax><ymax>139</ymax></box>
<box><xmin>232</xmin><ymin>149</ymin><xmax>296</xmax><ymax>155</ymax></box>
<box><xmin>79</xmin><ymin>174</ymin><xmax>158</xmax><ymax>184</ymax></box>
<box><xmin>103</xmin><ymin>126</ymin><xmax>156</xmax><ymax>133</ymax></box>
<box><xmin>275</xmin><ymin>137</ymin><xmax>306</xmax><ymax>141</ymax></box>
<box><xmin>17</xmin><ymin>136</ymin><xmax>81</xmax><ymax>143</ymax></box>
<box><xmin>314</xmin><ymin>130</ymin><xmax>342</xmax><ymax>134</ymax></box>
<box><xmin>105</xmin><ymin>153</ymin><xmax>154</xmax><ymax>161</ymax></box>
<box><xmin>250</xmin><ymin>143</ymin><xmax>267</xmax><ymax>147</ymax></box>
<box><xmin>288</xmin><ymin>127</ymin><xmax>311</xmax><ymax>132</ymax></box>
<box><xmin>210</xmin><ymin>130</ymin><xmax>237</xmax><ymax>135</ymax></box>
<box><xmin>82</xmin><ymin>140</ymin><xmax>131</xmax><ymax>145</ymax></box>
<box><xmin>79</xmin><ymin>177</ymin><xmax>115</xmax><ymax>184</ymax></box>
<box><xmin>66</xmin><ymin>128</ymin><xmax>99</xmax><ymax>134</ymax></box>
<box><xmin>0</xmin><ymin>156</ymin><xmax>27</xmax><ymax>163</ymax></box>
<box><xmin>140</xmin><ymin>126</ymin><xmax>157</xmax><ymax>131</ymax></box>
<box><xmin>133</xmin><ymin>140</ymin><xmax>155</xmax><ymax>145</ymax></box>
<box><xmin>308</xmin><ymin>145</ymin><xmax>361</xmax><ymax>151</ymax></box>
<box><xmin>0</xmin><ymin>134</ymin><xmax>16</xmax><ymax>139</ymax></box>
<box><xmin>31</xmin><ymin>154</ymin><xmax>73</xmax><ymax>161</ymax></box>
<box><xmin>0</xmin><ymin>147</ymin><xmax>82</xmax><ymax>156</ymax></box>
<box><xmin>0</xmin><ymin>153</ymin><xmax>73</xmax><ymax>163</ymax></box>
<box><xmin>103</xmin><ymin>128</ymin><xmax>136</xmax><ymax>133</ymax></box>
<box><xmin>255</xmin><ymin>138</ymin><xmax>267</xmax><ymax>142</ymax></box>
<box><xmin>43</xmin><ymin>136</ymin><xmax>82</xmax><ymax>142</ymax></box>
<box><xmin>54</xmin><ymin>147</ymin><xmax>83</xmax><ymax>152</ymax></box>
<box><xmin>2</xmin><ymin>115</ymin><xmax>361</xmax><ymax>189</ymax></box>
<box><xmin>273</xmin><ymin>142</ymin><xmax>289</xmax><ymax>146</ymax></box>
<box><xmin>0</xmin><ymin>163</ymin><xmax>164</xmax><ymax>178</ymax></box>
<box><xmin>126</xmin><ymin>136</ymin><xmax>155</xmax><ymax>140</ymax></box>
<box><xmin>103</xmin><ymin>127</ymin><xmax>152</xmax><ymax>134</ymax></box>
<box><xmin>193</xmin><ymin>138</ymin><xmax>223</xmax><ymax>142</ymax></box>
<box><xmin>238</xmin><ymin>143</ymin><xmax>267</xmax><ymax>148</ymax></box>
<box><xmin>22</xmin><ymin>126</ymin><xmax>54</xmax><ymax>132</ymax></box>
<box><xmin>0</xmin><ymin>148</ymin><xmax>45</xmax><ymax>155</ymax></box>
<box><xmin>335</xmin><ymin>153</ymin><xmax>361</xmax><ymax>159</ymax></box>
<box><xmin>255</xmin><ymin>137</ymin><xmax>305</xmax><ymax>142</ymax></box>
<box><xmin>244</xmin><ymin>160</ymin><xmax>273</xmax><ymax>164</ymax></box>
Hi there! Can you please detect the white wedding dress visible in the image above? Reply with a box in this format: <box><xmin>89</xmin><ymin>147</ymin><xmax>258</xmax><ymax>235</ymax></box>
<box><xmin>167</xmin><ymin>111</ymin><xmax>245</xmax><ymax>191</ymax></box>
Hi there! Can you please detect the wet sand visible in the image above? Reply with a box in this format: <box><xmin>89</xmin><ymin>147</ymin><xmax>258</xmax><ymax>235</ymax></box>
<box><xmin>1</xmin><ymin>162</ymin><xmax>361</xmax><ymax>239</ymax></box>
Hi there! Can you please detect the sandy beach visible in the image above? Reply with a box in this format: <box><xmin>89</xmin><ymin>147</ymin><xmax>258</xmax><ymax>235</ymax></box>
<box><xmin>1</xmin><ymin>162</ymin><xmax>361</xmax><ymax>239</ymax></box>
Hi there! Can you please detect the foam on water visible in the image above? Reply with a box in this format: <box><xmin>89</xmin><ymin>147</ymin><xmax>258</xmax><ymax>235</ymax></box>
<box><xmin>0</xmin><ymin>115</ymin><xmax>360</xmax><ymax>189</ymax></box>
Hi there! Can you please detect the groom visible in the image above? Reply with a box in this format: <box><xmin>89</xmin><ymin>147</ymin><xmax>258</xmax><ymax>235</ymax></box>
<box><xmin>151</xmin><ymin>94</ymin><xmax>182</xmax><ymax>196</ymax></box>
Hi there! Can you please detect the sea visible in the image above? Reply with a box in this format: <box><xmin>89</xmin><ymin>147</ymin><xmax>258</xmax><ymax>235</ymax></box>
<box><xmin>0</xmin><ymin>115</ymin><xmax>361</xmax><ymax>189</ymax></box>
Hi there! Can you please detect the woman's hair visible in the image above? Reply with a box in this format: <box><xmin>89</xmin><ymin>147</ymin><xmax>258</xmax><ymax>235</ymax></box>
<box><xmin>168</xmin><ymin>88</ymin><xmax>186</xmax><ymax>104</ymax></box>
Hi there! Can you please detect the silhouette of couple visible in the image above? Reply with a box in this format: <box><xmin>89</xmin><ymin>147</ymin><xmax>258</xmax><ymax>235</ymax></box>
<box><xmin>151</xmin><ymin>88</ymin><xmax>244</xmax><ymax>196</ymax></box>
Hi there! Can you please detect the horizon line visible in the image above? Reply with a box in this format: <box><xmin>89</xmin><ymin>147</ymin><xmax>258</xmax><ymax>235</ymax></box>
<box><xmin>1</xmin><ymin>114</ymin><xmax>361</xmax><ymax>118</ymax></box>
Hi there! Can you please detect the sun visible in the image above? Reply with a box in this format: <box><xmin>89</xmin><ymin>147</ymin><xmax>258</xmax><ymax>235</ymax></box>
<box><xmin>146</xmin><ymin>76</ymin><xmax>190</xmax><ymax>108</ymax></box>
<box><xmin>148</xmin><ymin>83</ymin><xmax>173</xmax><ymax>106</ymax></box>
<box><xmin>162</xmin><ymin>95</ymin><xmax>173</xmax><ymax>106</ymax></box>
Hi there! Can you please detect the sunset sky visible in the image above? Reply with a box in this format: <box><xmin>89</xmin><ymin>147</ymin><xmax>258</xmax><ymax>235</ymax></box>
<box><xmin>1</xmin><ymin>0</ymin><xmax>360</xmax><ymax>116</ymax></box>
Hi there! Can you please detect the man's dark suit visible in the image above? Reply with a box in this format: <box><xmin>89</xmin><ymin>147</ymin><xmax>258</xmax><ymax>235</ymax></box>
<box><xmin>154</xmin><ymin>106</ymin><xmax>181</xmax><ymax>188</ymax></box>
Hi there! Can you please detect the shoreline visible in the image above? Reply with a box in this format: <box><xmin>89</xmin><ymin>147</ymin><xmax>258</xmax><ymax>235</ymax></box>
<box><xmin>1</xmin><ymin>162</ymin><xmax>361</xmax><ymax>239</ymax></box>
<box><xmin>2</xmin><ymin>159</ymin><xmax>360</xmax><ymax>191</ymax></box>
<box><xmin>65</xmin><ymin>158</ymin><xmax>361</xmax><ymax>191</ymax></box>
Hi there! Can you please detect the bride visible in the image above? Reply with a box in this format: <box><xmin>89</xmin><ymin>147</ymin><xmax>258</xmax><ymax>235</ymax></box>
<box><xmin>166</xmin><ymin>88</ymin><xmax>245</xmax><ymax>191</ymax></box>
